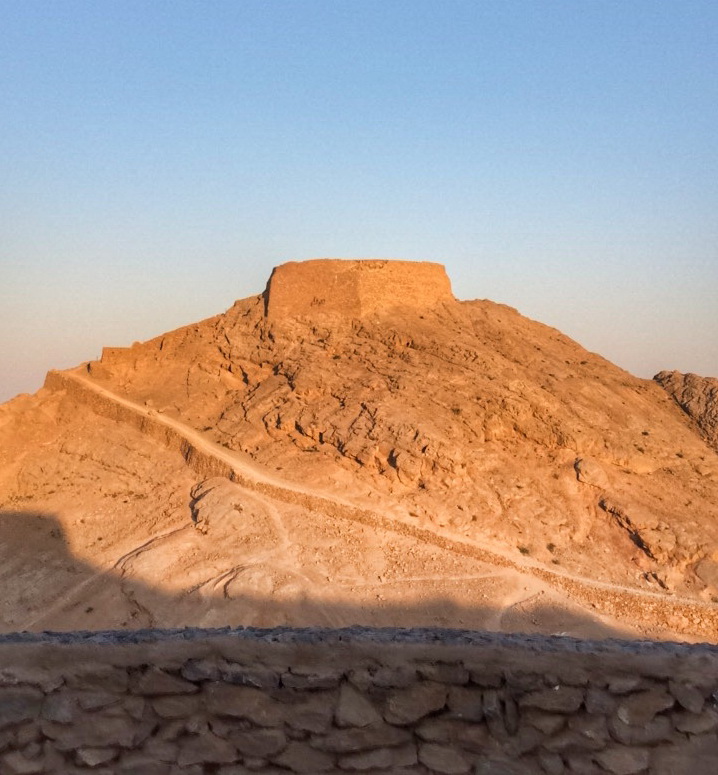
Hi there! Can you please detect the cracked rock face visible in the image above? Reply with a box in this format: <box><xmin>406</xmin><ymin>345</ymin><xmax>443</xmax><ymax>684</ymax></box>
<box><xmin>654</xmin><ymin>370</ymin><xmax>718</xmax><ymax>453</ymax></box>
<box><xmin>1</xmin><ymin>259</ymin><xmax>717</xmax><ymax>640</ymax></box>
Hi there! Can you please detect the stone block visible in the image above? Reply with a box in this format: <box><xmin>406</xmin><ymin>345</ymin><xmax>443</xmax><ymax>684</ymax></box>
<box><xmin>42</xmin><ymin>712</ymin><xmax>142</xmax><ymax>749</ymax></box>
<box><xmin>66</xmin><ymin>666</ymin><xmax>129</xmax><ymax>693</ymax></box>
<box><xmin>673</xmin><ymin>708</ymin><xmax>718</xmax><ymax>734</ymax></box>
<box><xmin>519</xmin><ymin>686</ymin><xmax>584</xmax><ymax>713</ymax></box>
<box><xmin>0</xmin><ymin>729</ymin><xmax>13</xmax><ymax>752</ymax></box>
<box><xmin>417</xmin><ymin>743</ymin><xmax>471</xmax><ymax>774</ymax></box>
<box><xmin>473</xmin><ymin>757</ymin><xmax>528</xmax><ymax>775</ymax></box>
<box><xmin>272</xmin><ymin>741</ymin><xmax>335</xmax><ymax>773</ymax></box>
<box><xmin>668</xmin><ymin>681</ymin><xmax>705</xmax><ymax>714</ymax></box>
<box><xmin>384</xmin><ymin>681</ymin><xmax>447</xmax><ymax>725</ymax></box>
<box><xmin>170</xmin><ymin>765</ymin><xmax>202</xmax><ymax>775</ymax></box>
<box><xmin>143</xmin><ymin>737</ymin><xmax>180</xmax><ymax>762</ymax></box>
<box><xmin>0</xmin><ymin>751</ymin><xmax>44</xmax><ymax>774</ymax></box>
<box><xmin>41</xmin><ymin>693</ymin><xmax>75</xmax><ymax>724</ymax></box>
<box><xmin>21</xmin><ymin>741</ymin><xmax>41</xmax><ymax>758</ymax></box>
<box><xmin>335</xmin><ymin>684</ymin><xmax>382</xmax><ymax>728</ymax></box>
<box><xmin>538</xmin><ymin>750</ymin><xmax>565</xmax><ymax>774</ymax></box>
<box><xmin>607</xmin><ymin>714</ymin><xmax>672</xmax><ymax>745</ymax></box>
<box><xmin>594</xmin><ymin>745</ymin><xmax>650</xmax><ymax>775</ymax></box>
<box><xmin>151</xmin><ymin>694</ymin><xmax>201</xmax><ymax>719</ymax></box>
<box><xmin>0</xmin><ymin>687</ymin><xmax>43</xmax><ymax>729</ymax></box>
<box><xmin>338</xmin><ymin>742</ymin><xmax>417</xmax><ymax>771</ymax></box>
<box><xmin>181</xmin><ymin>659</ymin><xmax>221</xmax><ymax>683</ymax></box>
<box><xmin>562</xmin><ymin>752</ymin><xmax>602</xmax><ymax>774</ymax></box>
<box><xmin>123</xmin><ymin>696</ymin><xmax>147</xmax><ymax>720</ymax></box>
<box><xmin>447</xmin><ymin>686</ymin><xmax>483</xmax><ymax>722</ymax></box>
<box><xmin>616</xmin><ymin>689</ymin><xmax>673</xmax><ymax>725</ymax></box>
<box><xmin>585</xmin><ymin>687</ymin><xmax>617</xmax><ymax>715</ymax></box>
<box><xmin>502</xmin><ymin>724</ymin><xmax>543</xmax><ymax>757</ymax></box>
<box><xmin>132</xmin><ymin>668</ymin><xmax>198</xmax><ymax>697</ymax></box>
<box><xmin>481</xmin><ymin>689</ymin><xmax>517</xmax><ymax>737</ymax></box>
<box><xmin>177</xmin><ymin>732</ymin><xmax>238</xmax><ymax>766</ymax></box>
<box><xmin>567</xmin><ymin>713</ymin><xmax>609</xmax><ymax>745</ymax></box>
<box><xmin>504</xmin><ymin>671</ymin><xmax>546</xmax><ymax>692</ymax></box>
<box><xmin>312</xmin><ymin>723</ymin><xmax>411</xmax><ymax>753</ymax></box>
<box><xmin>415</xmin><ymin>717</ymin><xmax>470</xmax><ymax>743</ymax></box>
<box><xmin>77</xmin><ymin>691</ymin><xmax>123</xmax><ymax>711</ymax></box>
<box><xmin>417</xmin><ymin>663</ymin><xmax>469</xmax><ymax>685</ymax></box>
<box><xmin>286</xmin><ymin>693</ymin><xmax>336</xmax><ymax>733</ymax></box>
<box><xmin>0</xmin><ymin>668</ymin><xmax>62</xmax><ymax>694</ymax></box>
<box><xmin>369</xmin><ymin>666</ymin><xmax>417</xmax><ymax>689</ymax></box>
<box><xmin>467</xmin><ymin>668</ymin><xmax>504</xmax><ymax>689</ymax></box>
<box><xmin>229</xmin><ymin>728</ymin><xmax>287</xmax><ymax>758</ymax></box>
<box><xmin>156</xmin><ymin>719</ymin><xmax>186</xmax><ymax>741</ymax></box>
<box><xmin>606</xmin><ymin>676</ymin><xmax>642</xmax><ymax>695</ymax></box>
<box><xmin>522</xmin><ymin>709</ymin><xmax>566</xmax><ymax>735</ymax></box>
<box><xmin>76</xmin><ymin>747</ymin><xmax>118</xmax><ymax>767</ymax></box>
<box><xmin>216</xmin><ymin>766</ymin><xmax>285</xmax><ymax>775</ymax></box>
<box><xmin>455</xmin><ymin>722</ymin><xmax>493</xmax><ymax>753</ymax></box>
<box><xmin>281</xmin><ymin>668</ymin><xmax>342</xmax><ymax>690</ymax></box>
<box><xmin>221</xmin><ymin>664</ymin><xmax>280</xmax><ymax>689</ymax></box>
<box><xmin>118</xmin><ymin>752</ymin><xmax>173</xmax><ymax>774</ymax></box>
<box><xmin>204</xmin><ymin>684</ymin><xmax>284</xmax><ymax>726</ymax></box>
<box><xmin>649</xmin><ymin>734</ymin><xmax>718</xmax><ymax>775</ymax></box>
<box><xmin>543</xmin><ymin>728</ymin><xmax>606</xmax><ymax>754</ymax></box>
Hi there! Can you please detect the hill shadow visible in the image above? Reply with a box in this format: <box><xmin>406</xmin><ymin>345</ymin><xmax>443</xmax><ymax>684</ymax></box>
<box><xmin>0</xmin><ymin>509</ymin><xmax>645</xmax><ymax>642</ymax></box>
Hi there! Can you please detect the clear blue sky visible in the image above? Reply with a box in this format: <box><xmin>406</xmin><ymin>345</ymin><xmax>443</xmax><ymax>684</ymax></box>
<box><xmin>1</xmin><ymin>1</ymin><xmax>716</xmax><ymax>402</ymax></box>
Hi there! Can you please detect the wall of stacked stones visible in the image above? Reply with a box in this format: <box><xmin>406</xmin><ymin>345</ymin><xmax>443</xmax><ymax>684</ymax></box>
<box><xmin>1</xmin><ymin>628</ymin><xmax>717</xmax><ymax>775</ymax></box>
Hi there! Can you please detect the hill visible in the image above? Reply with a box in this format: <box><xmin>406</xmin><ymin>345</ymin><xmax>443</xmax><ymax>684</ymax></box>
<box><xmin>1</xmin><ymin>259</ymin><xmax>717</xmax><ymax>641</ymax></box>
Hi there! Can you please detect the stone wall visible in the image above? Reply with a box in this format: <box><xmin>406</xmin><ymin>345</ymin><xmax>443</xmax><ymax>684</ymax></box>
<box><xmin>1</xmin><ymin>627</ymin><xmax>717</xmax><ymax>774</ymax></box>
<box><xmin>101</xmin><ymin>348</ymin><xmax>130</xmax><ymax>364</ymax></box>
<box><xmin>263</xmin><ymin>260</ymin><xmax>454</xmax><ymax>321</ymax></box>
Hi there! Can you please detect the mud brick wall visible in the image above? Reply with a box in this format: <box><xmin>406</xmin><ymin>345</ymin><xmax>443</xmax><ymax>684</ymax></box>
<box><xmin>264</xmin><ymin>260</ymin><xmax>454</xmax><ymax>321</ymax></box>
<box><xmin>0</xmin><ymin>627</ymin><xmax>717</xmax><ymax>775</ymax></box>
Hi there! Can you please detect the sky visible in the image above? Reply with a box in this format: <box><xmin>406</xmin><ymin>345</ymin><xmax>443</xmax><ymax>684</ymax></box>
<box><xmin>1</xmin><ymin>1</ymin><xmax>717</xmax><ymax>403</ymax></box>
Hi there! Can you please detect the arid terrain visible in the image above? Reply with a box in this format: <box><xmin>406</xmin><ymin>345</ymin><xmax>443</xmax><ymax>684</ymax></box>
<box><xmin>1</xmin><ymin>259</ymin><xmax>717</xmax><ymax>642</ymax></box>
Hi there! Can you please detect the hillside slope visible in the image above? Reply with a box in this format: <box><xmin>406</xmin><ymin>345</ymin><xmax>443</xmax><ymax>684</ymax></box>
<box><xmin>1</xmin><ymin>260</ymin><xmax>717</xmax><ymax>639</ymax></box>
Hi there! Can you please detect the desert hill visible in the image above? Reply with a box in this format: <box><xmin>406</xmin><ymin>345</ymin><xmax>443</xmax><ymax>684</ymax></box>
<box><xmin>1</xmin><ymin>259</ymin><xmax>717</xmax><ymax>641</ymax></box>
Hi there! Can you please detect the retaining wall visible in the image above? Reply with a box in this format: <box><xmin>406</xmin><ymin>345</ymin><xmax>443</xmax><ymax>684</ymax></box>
<box><xmin>1</xmin><ymin>627</ymin><xmax>717</xmax><ymax>774</ymax></box>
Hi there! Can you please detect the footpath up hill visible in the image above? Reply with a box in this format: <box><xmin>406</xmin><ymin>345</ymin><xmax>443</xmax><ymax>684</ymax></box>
<box><xmin>1</xmin><ymin>259</ymin><xmax>717</xmax><ymax>639</ymax></box>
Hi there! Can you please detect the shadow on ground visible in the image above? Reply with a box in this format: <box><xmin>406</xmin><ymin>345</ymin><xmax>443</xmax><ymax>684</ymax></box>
<box><xmin>0</xmin><ymin>510</ymin><xmax>636</xmax><ymax>641</ymax></box>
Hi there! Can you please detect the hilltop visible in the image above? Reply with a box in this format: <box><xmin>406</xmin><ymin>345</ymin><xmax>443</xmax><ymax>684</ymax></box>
<box><xmin>1</xmin><ymin>259</ymin><xmax>717</xmax><ymax>640</ymax></box>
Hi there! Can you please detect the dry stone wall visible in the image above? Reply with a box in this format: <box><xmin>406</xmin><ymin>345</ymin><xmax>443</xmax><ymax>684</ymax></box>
<box><xmin>1</xmin><ymin>627</ymin><xmax>717</xmax><ymax>774</ymax></box>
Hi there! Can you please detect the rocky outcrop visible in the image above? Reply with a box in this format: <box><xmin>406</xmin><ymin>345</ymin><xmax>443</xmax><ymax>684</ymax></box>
<box><xmin>654</xmin><ymin>370</ymin><xmax>718</xmax><ymax>452</ymax></box>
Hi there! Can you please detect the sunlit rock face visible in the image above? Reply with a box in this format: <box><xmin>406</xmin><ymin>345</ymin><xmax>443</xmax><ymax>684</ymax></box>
<box><xmin>264</xmin><ymin>259</ymin><xmax>455</xmax><ymax>320</ymax></box>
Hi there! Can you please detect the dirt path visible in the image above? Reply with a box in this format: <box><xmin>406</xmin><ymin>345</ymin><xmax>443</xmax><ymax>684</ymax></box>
<box><xmin>45</xmin><ymin>368</ymin><xmax>718</xmax><ymax>640</ymax></box>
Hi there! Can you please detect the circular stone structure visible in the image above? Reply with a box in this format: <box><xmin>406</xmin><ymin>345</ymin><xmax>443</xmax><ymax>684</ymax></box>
<box><xmin>263</xmin><ymin>258</ymin><xmax>455</xmax><ymax>320</ymax></box>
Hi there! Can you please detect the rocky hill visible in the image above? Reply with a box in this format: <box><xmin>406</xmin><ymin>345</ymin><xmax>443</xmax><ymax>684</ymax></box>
<box><xmin>1</xmin><ymin>259</ymin><xmax>717</xmax><ymax>641</ymax></box>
